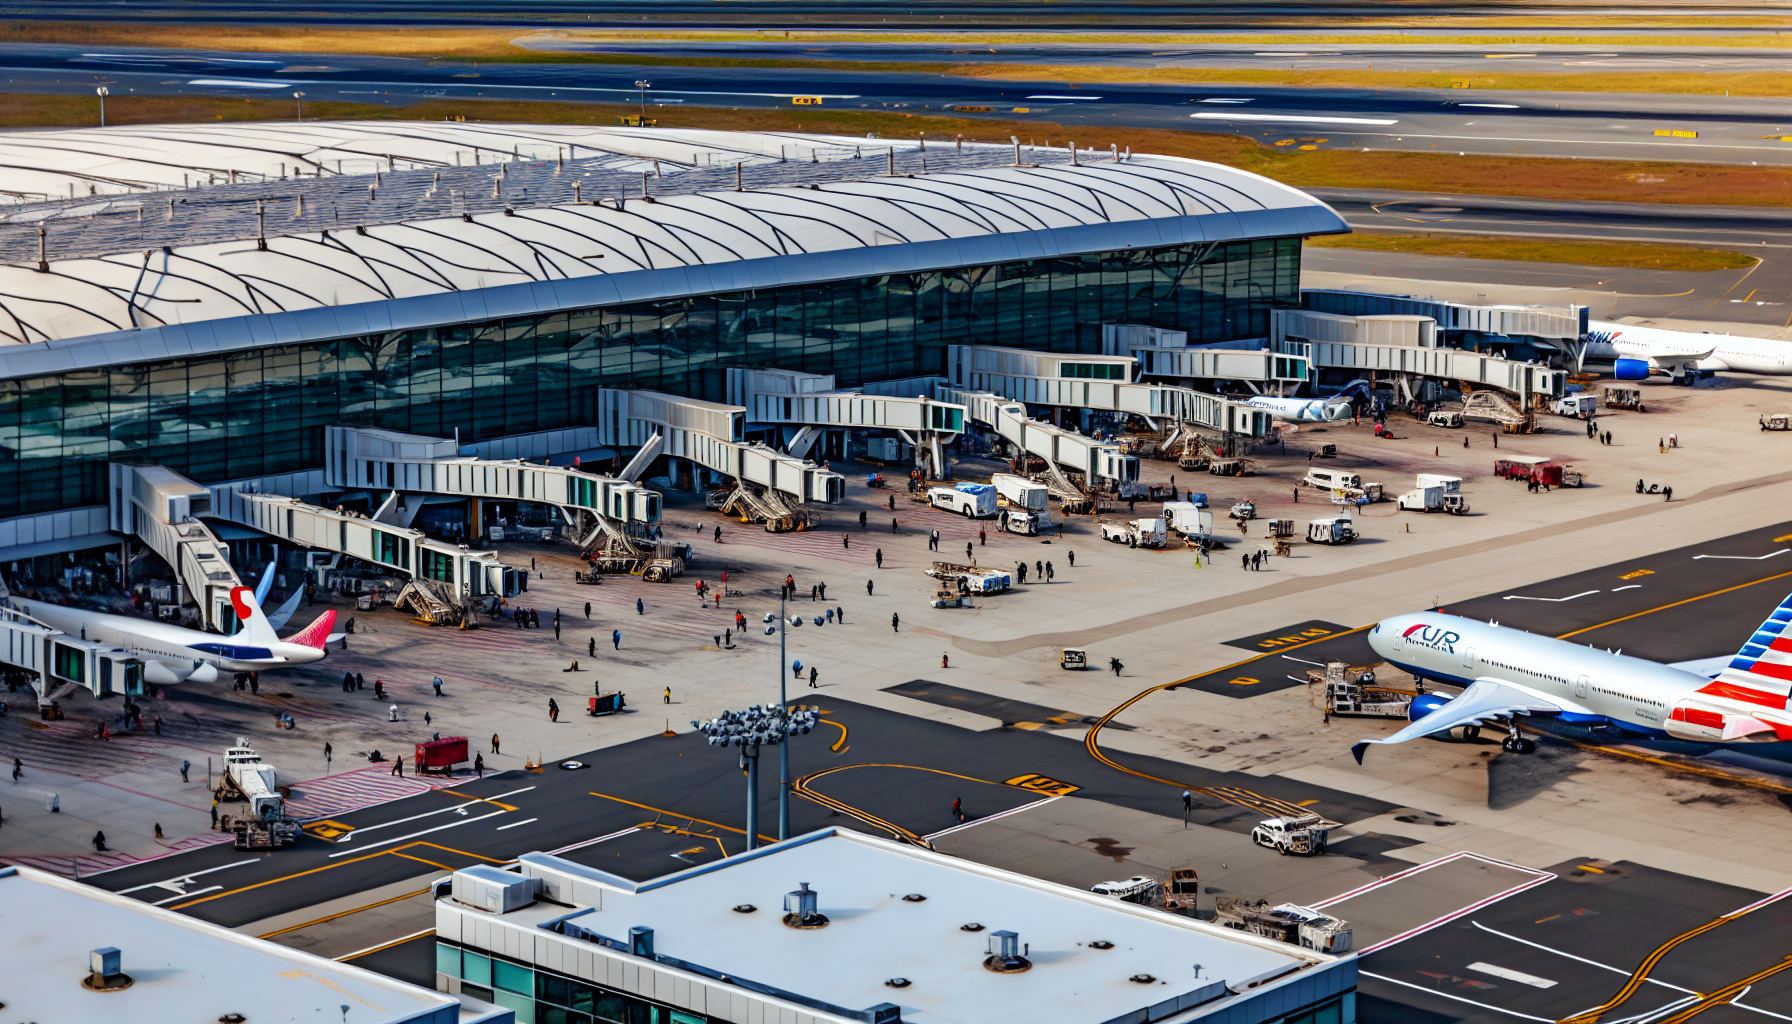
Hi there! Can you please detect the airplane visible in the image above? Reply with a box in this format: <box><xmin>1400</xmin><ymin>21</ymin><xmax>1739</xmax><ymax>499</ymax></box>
<box><xmin>1242</xmin><ymin>380</ymin><xmax>1370</xmax><ymax>424</ymax></box>
<box><xmin>4</xmin><ymin>586</ymin><xmax>336</xmax><ymax>686</ymax></box>
<box><xmin>1585</xmin><ymin>321</ymin><xmax>1792</xmax><ymax>381</ymax></box>
<box><xmin>1351</xmin><ymin>595</ymin><xmax>1792</xmax><ymax>764</ymax></box>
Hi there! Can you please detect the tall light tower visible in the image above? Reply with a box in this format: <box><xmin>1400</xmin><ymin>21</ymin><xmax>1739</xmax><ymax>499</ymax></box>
<box><xmin>763</xmin><ymin>596</ymin><xmax>794</xmax><ymax>838</ymax></box>
<box><xmin>293</xmin><ymin>91</ymin><xmax>306</xmax><ymax>122</ymax></box>
<box><xmin>95</xmin><ymin>86</ymin><xmax>109</xmax><ymax>128</ymax></box>
<box><xmin>691</xmin><ymin>703</ymin><xmax>818</xmax><ymax>850</ymax></box>
<box><xmin>634</xmin><ymin>79</ymin><xmax>651</xmax><ymax>123</ymax></box>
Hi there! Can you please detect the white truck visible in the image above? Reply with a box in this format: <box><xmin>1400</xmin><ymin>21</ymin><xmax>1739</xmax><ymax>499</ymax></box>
<box><xmin>926</xmin><ymin>562</ymin><xmax>1012</xmax><ymax>594</ymax></box>
<box><xmin>991</xmin><ymin>473</ymin><xmax>1052</xmax><ymax>534</ymax></box>
<box><xmin>1161</xmin><ymin>500</ymin><xmax>1213</xmax><ymax>540</ymax></box>
<box><xmin>1416</xmin><ymin>473</ymin><xmax>1463</xmax><ymax>494</ymax></box>
<box><xmin>928</xmin><ymin>482</ymin><xmax>998</xmax><ymax>518</ymax></box>
<box><xmin>1304</xmin><ymin>468</ymin><xmax>1361</xmax><ymax>492</ymax></box>
<box><xmin>1100</xmin><ymin>517</ymin><xmax>1169</xmax><ymax>549</ymax></box>
<box><xmin>1307</xmin><ymin>516</ymin><xmax>1357</xmax><ymax>545</ymax></box>
<box><xmin>1398</xmin><ymin>485</ymin><xmax>1469</xmax><ymax>514</ymax></box>
<box><xmin>1251</xmin><ymin>814</ymin><xmax>1334</xmax><ymax>856</ymax></box>
<box><xmin>1426</xmin><ymin>410</ymin><xmax>1464</xmax><ymax>428</ymax></box>
<box><xmin>1553</xmin><ymin>393</ymin><xmax>1599</xmax><ymax>418</ymax></box>
<box><xmin>220</xmin><ymin>737</ymin><xmax>300</xmax><ymax>849</ymax></box>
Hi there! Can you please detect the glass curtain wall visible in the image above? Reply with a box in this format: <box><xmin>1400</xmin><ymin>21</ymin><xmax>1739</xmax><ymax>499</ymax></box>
<box><xmin>0</xmin><ymin>237</ymin><xmax>1299</xmax><ymax>518</ymax></box>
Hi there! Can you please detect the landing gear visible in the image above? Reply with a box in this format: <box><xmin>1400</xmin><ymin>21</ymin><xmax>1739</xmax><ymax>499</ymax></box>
<box><xmin>1501</xmin><ymin>721</ymin><xmax>1536</xmax><ymax>754</ymax></box>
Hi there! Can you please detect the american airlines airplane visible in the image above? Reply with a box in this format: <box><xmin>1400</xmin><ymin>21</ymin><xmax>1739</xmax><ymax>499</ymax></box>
<box><xmin>1351</xmin><ymin>597</ymin><xmax>1792</xmax><ymax>763</ymax></box>
<box><xmin>1243</xmin><ymin>380</ymin><xmax>1369</xmax><ymax>424</ymax></box>
<box><xmin>1586</xmin><ymin>321</ymin><xmax>1792</xmax><ymax>380</ymax></box>
<box><xmin>6</xmin><ymin>587</ymin><xmax>336</xmax><ymax>686</ymax></box>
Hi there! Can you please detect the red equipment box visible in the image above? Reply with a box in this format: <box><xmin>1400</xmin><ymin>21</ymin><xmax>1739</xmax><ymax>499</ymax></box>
<box><xmin>415</xmin><ymin>736</ymin><xmax>468</xmax><ymax>774</ymax></box>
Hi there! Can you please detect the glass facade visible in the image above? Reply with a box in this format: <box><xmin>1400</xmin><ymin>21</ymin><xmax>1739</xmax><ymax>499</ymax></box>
<box><xmin>438</xmin><ymin>941</ymin><xmax>708</xmax><ymax>1024</ymax></box>
<box><xmin>0</xmin><ymin>237</ymin><xmax>1300</xmax><ymax>520</ymax></box>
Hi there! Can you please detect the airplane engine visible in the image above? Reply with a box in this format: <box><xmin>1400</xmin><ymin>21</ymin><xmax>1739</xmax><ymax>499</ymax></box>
<box><xmin>142</xmin><ymin>660</ymin><xmax>190</xmax><ymax>686</ymax></box>
<box><xmin>1613</xmin><ymin>358</ymin><xmax>1651</xmax><ymax>381</ymax></box>
<box><xmin>1665</xmin><ymin>702</ymin><xmax>1788</xmax><ymax>743</ymax></box>
<box><xmin>1409</xmin><ymin>691</ymin><xmax>1481</xmax><ymax>740</ymax></box>
<box><xmin>186</xmin><ymin>662</ymin><xmax>219</xmax><ymax>685</ymax></box>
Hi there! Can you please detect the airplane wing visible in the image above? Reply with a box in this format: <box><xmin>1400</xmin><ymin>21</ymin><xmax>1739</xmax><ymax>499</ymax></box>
<box><xmin>1633</xmin><ymin>346</ymin><xmax>1716</xmax><ymax>367</ymax></box>
<box><xmin>1352</xmin><ymin>678</ymin><xmax>1566</xmax><ymax>764</ymax></box>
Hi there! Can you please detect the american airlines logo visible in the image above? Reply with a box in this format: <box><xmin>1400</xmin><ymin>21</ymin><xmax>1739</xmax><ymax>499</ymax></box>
<box><xmin>1402</xmin><ymin>623</ymin><xmax>1460</xmax><ymax>653</ymax></box>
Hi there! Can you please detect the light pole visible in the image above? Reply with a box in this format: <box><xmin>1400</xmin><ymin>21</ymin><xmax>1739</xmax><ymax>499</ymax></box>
<box><xmin>764</xmin><ymin>596</ymin><xmax>792</xmax><ymax>839</ymax></box>
<box><xmin>634</xmin><ymin>79</ymin><xmax>651</xmax><ymax>123</ymax></box>
<box><xmin>293</xmin><ymin>91</ymin><xmax>306</xmax><ymax>122</ymax></box>
<box><xmin>95</xmin><ymin>86</ymin><xmax>109</xmax><ymax>128</ymax></box>
<box><xmin>691</xmin><ymin>703</ymin><xmax>818</xmax><ymax>851</ymax></box>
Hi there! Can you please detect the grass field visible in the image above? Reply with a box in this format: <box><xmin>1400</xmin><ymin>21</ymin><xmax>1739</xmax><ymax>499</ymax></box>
<box><xmin>8</xmin><ymin>91</ymin><xmax>1792</xmax><ymax>210</ymax></box>
<box><xmin>1306</xmin><ymin>232</ymin><xmax>1759</xmax><ymax>272</ymax></box>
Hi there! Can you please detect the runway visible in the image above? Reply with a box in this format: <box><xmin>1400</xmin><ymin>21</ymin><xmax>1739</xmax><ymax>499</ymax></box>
<box><xmin>12</xmin><ymin>43</ymin><xmax>1792</xmax><ymax>165</ymax></box>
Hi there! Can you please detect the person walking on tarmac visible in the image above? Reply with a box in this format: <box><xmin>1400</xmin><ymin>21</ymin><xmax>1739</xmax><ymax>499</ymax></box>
<box><xmin>809</xmin><ymin>665</ymin><xmax>819</xmax><ymax>689</ymax></box>
<box><xmin>474</xmin><ymin>753</ymin><xmax>485</xmax><ymax>779</ymax></box>
<box><xmin>92</xmin><ymin>830</ymin><xmax>107</xmax><ymax>852</ymax></box>
<box><xmin>952</xmin><ymin>797</ymin><xmax>963</xmax><ymax>822</ymax></box>
<box><xmin>548</xmin><ymin>698</ymin><xmax>559</xmax><ymax>722</ymax></box>
<box><xmin>589</xmin><ymin>636</ymin><xmax>596</xmax><ymax>657</ymax></box>
<box><xmin>875</xmin><ymin>549</ymin><xmax>883</xmax><ymax>568</ymax></box>
<box><xmin>891</xmin><ymin>612</ymin><xmax>900</xmax><ymax>633</ymax></box>
<box><xmin>492</xmin><ymin>733</ymin><xmax>501</xmax><ymax>755</ymax></box>
<box><xmin>390</xmin><ymin>756</ymin><xmax>405</xmax><ymax>777</ymax></box>
<box><xmin>664</xmin><ymin>686</ymin><xmax>672</xmax><ymax>704</ymax></box>
<box><xmin>1110</xmin><ymin>657</ymin><xmax>1124</xmax><ymax>676</ymax></box>
<box><xmin>613</xmin><ymin>629</ymin><xmax>622</xmax><ymax>650</ymax></box>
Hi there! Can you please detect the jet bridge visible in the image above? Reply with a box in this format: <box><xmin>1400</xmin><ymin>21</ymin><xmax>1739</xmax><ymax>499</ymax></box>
<box><xmin>0</xmin><ymin>602</ymin><xmax>145</xmax><ymax>707</ymax></box>
<box><xmin>725</xmin><ymin>367</ymin><xmax>967</xmax><ymax>477</ymax></box>
<box><xmin>945</xmin><ymin>345</ymin><xmax>1272</xmax><ymax>439</ymax></box>
<box><xmin>324</xmin><ymin>426</ymin><xmax>661</xmax><ymax>554</ymax></box>
<box><xmin>596</xmin><ymin>388</ymin><xmax>844</xmax><ymax>505</ymax></box>
<box><xmin>936</xmin><ymin>386</ymin><xmax>1139</xmax><ymax>495</ymax></box>
<box><xmin>108</xmin><ymin>464</ymin><xmax>249</xmax><ymax>633</ymax></box>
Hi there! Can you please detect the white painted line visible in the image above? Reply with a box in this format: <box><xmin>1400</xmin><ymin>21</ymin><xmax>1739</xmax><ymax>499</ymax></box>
<box><xmin>1253</xmin><ymin>51</ymin><xmax>1338</xmax><ymax>57</ymax></box>
<box><xmin>496</xmin><ymin>818</ymin><xmax>539</xmax><ymax>831</ymax></box>
<box><xmin>327</xmin><ymin>811</ymin><xmax>506</xmax><ymax>857</ymax></box>
<box><xmin>548</xmin><ymin>827</ymin><xmax>640</xmax><ymax>855</ymax></box>
<box><xmin>335</xmin><ymin>785</ymin><xmax>536</xmax><ymax>842</ymax></box>
<box><xmin>1732</xmin><ymin>995</ymin><xmax>1792</xmax><ymax>1021</ymax></box>
<box><xmin>1460</xmin><ymin>103</ymin><xmax>1521</xmax><ymax>109</ymax></box>
<box><xmin>924</xmin><ymin>796</ymin><xmax>1062</xmax><ymax>841</ymax></box>
<box><xmin>1199</xmin><ymin>98</ymin><xmax>1254</xmax><ymax>104</ymax></box>
<box><xmin>1026</xmin><ymin>94</ymin><xmax>1102</xmax><ymax>100</ymax></box>
<box><xmin>116</xmin><ymin>859</ymin><xmax>260</xmax><ymax>895</ymax></box>
<box><xmin>1694</xmin><ymin>549</ymin><xmax>1791</xmax><ymax>560</ymax></box>
<box><xmin>1469</xmin><ymin>962</ymin><xmax>1557</xmax><ymax>989</ymax></box>
<box><xmin>1503</xmin><ymin>590</ymin><xmax>1600</xmax><ymax>602</ymax></box>
<box><xmin>1470</xmin><ymin>922</ymin><xmax>1697</xmax><ymax>993</ymax></box>
<box><xmin>1612</xmin><ymin>585</ymin><xmax>1642</xmax><ymax>592</ymax></box>
<box><xmin>335</xmin><ymin>927</ymin><xmax>436</xmax><ymax>963</ymax></box>
<box><xmin>1193</xmin><ymin>112</ymin><xmax>1397</xmax><ymax>126</ymax></box>
<box><xmin>150</xmin><ymin>885</ymin><xmax>220</xmax><ymax>906</ymax></box>
<box><xmin>1360</xmin><ymin>971</ymin><xmax>1554</xmax><ymax>1021</ymax></box>
<box><xmin>187</xmin><ymin>78</ymin><xmax>291</xmax><ymax>89</ymax></box>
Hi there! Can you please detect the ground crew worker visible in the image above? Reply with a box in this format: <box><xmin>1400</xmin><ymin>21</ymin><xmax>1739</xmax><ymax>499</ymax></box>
<box><xmin>892</xmin><ymin>612</ymin><xmax>900</xmax><ymax>632</ymax></box>
<box><xmin>663</xmin><ymin>687</ymin><xmax>671</xmax><ymax>704</ymax></box>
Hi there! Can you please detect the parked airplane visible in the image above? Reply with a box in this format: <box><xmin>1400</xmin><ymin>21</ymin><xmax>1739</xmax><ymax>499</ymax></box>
<box><xmin>6</xmin><ymin>587</ymin><xmax>336</xmax><ymax>686</ymax></box>
<box><xmin>1352</xmin><ymin>598</ymin><xmax>1792</xmax><ymax>763</ymax></box>
<box><xmin>1243</xmin><ymin>380</ymin><xmax>1369</xmax><ymax>423</ymax></box>
<box><xmin>1586</xmin><ymin>321</ymin><xmax>1792</xmax><ymax>380</ymax></box>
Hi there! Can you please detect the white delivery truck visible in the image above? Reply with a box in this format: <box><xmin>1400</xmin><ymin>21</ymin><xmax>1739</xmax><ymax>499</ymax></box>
<box><xmin>1416</xmin><ymin>473</ymin><xmax>1463</xmax><ymax>494</ymax></box>
<box><xmin>991</xmin><ymin>473</ymin><xmax>1052</xmax><ymax>534</ymax></box>
<box><xmin>1307</xmin><ymin>515</ymin><xmax>1357</xmax><ymax>545</ymax></box>
<box><xmin>928</xmin><ymin>482</ymin><xmax>998</xmax><ymax>518</ymax></box>
<box><xmin>1553</xmin><ymin>393</ymin><xmax>1599</xmax><ymax>418</ymax></box>
<box><xmin>1398</xmin><ymin>485</ymin><xmax>1444</xmax><ymax>511</ymax></box>
<box><xmin>1161</xmin><ymin>501</ymin><xmax>1213</xmax><ymax>540</ymax></box>
<box><xmin>1100</xmin><ymin>517</ymin><xmax>1169</xmax><ymax>548</ymax></box>
<box><xmin>1305</xmin><ymin>468</ymin><xmax>1361</xmax><ymax>492</ymax></box>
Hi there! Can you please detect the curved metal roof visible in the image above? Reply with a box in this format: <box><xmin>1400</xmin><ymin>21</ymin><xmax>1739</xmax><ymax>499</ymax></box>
<box><xmin>0</xmin><ymin>122</ymin><xmax>1345</xmax><ymax>373</ymax></box>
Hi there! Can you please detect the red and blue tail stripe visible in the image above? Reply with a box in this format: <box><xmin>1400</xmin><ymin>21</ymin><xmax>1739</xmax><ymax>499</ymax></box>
<box><xmin>1701</xmin><ymin>596</ymin><xmax>1792</xmax><ymax>710</ymax></box>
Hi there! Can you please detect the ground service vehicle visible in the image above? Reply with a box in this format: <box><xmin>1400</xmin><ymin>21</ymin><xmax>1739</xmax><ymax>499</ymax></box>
<box><xmin>991</xmin><ymin>474</ymin><xmax>1051</xmax><ymax>531</ymax></box>
<box><xmin>588</xmin><ymin>692</ymin><xmax>627</xmax><ymax>716</ymax></box>
<box><xmin>926</xmin><ymin>562</ymin><xmax>1012</xmax><ymax>593</ymax></box>
<box><xmin>1307</xmin><ymin>517</ymin><xmax>1357</xmax><ymax>545</ymax></box>
<box><xmin>1161</xmin><ymin>501</ymin><xmax>1212</xmax><ymax>540</ymax></box>
<box><xmin>1229</xmin><ymin>500</ymin><xmax>1256</xmax><ymax>521</ymax></box>
<box><xmin>1553</xmin><ymin>394</ymin><xmax>1599</xmax><ymax>418</ymax></box>
<box><xmin>1416</xmin><ymin>473</ymin><xmax>1463</xmax><ymax>494</ymax></box>
<box><xmin>1764</xmin><ymin>414</ymin><xmax>1792</xmax><ymax>431</ymax></box>
<box><xmin>1091</xmin><ymin>876</ymin><xmax>1161</xmax><ymax>905</ymax></box>
<box><xmin>220</xmin><ymin>738</ymin><xmax>300</xmax><ymax>849</ymax></box>
<box><xmin>1061</xmin><ymin>647</ymin><xmax>1087</xmax><ymax>670</ymax></box>
<box><xmin>1305</xmin><ymin>468</ymin><xmax>1361</xmax><ymax>491</ymax></box>
<box><xmin>928</xmin><ymin>483</ymin><xmax>998</xmax><ymax>518</ymax></box>
<box><xmin>1100</xmin><ymin>517</ymin><xmax>1168</xmax><ymax>548</ymax></box>
<box><xmin>1250</xmin><ymin>814</ymin><xmax>1333</xmax><ymax>856</ymax></box>
<box><xmin>1162</xmin><ymin>868</ymin><xmax>1200</xmax><ymax>913</ymax></box>
<box><xmin>414</xmin><ymin>736</ymin><xmax>469</xmax><ymax>776</ymax></box>
<box><xmin>1426</xmin><ymin>410</ymin><xmax>1464</xmax><ymax>428</ymax></box>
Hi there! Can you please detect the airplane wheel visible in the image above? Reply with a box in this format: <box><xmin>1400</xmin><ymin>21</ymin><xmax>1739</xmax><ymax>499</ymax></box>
<box><xmin>1277</xmin><ymin>843</ymin><xmax>1290</xmax><ymax>856</ymax></box>
<box><xmin>1463</xmin><ymin>726</ymin><xmax>1480</xmax><ymax>742</ymax></box>
<box><xmin>1517</xmin><ymin>739</ymin><xmax>1536</xmax><ymax>754</ymax></box>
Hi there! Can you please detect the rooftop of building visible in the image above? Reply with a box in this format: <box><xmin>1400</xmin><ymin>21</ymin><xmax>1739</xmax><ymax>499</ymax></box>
<box><xmin>0</xmin><ymin>864</ymin><xmax>473</xmax><ymax>1024</ymax></box>
<box><xmin>0</xmin><ymin>121</ymin><xmax>1345</xmax><ymax>370</ymax></box>
<box><xmin>446</xmin><ymin>828</ymin><xmax>1342</xmax><ymax>1024</ymax></box>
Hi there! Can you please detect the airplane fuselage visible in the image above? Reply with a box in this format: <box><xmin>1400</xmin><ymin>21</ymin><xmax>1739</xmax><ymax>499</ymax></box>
<box><xmin>1244</xmin><ymin>396</ymin><xmax>1351</xmax><ymax>424</ymax></box>
<box><xmin>1367</xmin><ymin>612</ymin><xmax>1792</xmax><ymax>755</ymax></box>
<box><xmin>12</xmin><ymin>597</ymin><xmax>323</xmax><ymax>683</ymax></box>
<box><xmin>1587</xmin><ymin>322</ymin><xmax>1792</xmax><ymax>376</ymax></box>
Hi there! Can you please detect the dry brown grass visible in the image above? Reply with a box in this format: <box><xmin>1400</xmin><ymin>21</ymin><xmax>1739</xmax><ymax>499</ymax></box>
<box><xmin>6</xmin><ymin>92</ymin><xmax>1791</xmax><ymax>209</ymax></box>
<box><xmin>953</xmin><ymin>63</ymin><xmax>1792</xmax><ymax>99</ymax></box>
<box><xmin>1306</xmin><ymin>232</ymin><xmax>1758</xmax><ymax>271</ymax></box>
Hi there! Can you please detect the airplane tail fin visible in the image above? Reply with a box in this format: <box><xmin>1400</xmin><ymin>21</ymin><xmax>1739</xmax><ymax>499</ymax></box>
<box><xmin>1334</xmin><ymin>379</ymin><xmax>1371</xmax><ymax>402</ymax></box>
<box><xmin>228</xmin><ymin>586</ymin><xmax>280</xmax><ymax>645</ymax></box>
<box><xmin>285</xmin><ymin>609</ymin><xmax>337</xmax><ymax>651</ymax></box>
<box><xmin>1700</xmin><ymin>593</ymin><xmax>1792</xmax><ymax>706</ymax></box>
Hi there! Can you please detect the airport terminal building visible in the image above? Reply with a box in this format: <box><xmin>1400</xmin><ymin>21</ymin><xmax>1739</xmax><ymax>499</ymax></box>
<box><xmin>0</xmin><ymin>121</ymin><xmax>1341</xmax><ymax>547</ymax></box>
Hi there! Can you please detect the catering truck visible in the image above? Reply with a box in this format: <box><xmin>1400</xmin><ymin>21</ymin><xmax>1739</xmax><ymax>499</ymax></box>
<box><xmin>219</xmin><ymin>737</ymin><xmax>301</xmax><ymax>849</ymax></box>
<box><xmin>991</xmin><ymin>473</ymin><xmax>1052</xmax><ymax>534</ymax></box>
<box><xmin>928</xmin><ymin>482</ymin><xmax>998</xmax><ymax>518</ymax></box>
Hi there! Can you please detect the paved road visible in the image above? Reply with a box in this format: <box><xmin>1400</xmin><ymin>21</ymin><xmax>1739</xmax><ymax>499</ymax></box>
<box><xmin>14</xmin><ymin>44</ymin><xmax>1792</xmax><ymax>166</ymax></box>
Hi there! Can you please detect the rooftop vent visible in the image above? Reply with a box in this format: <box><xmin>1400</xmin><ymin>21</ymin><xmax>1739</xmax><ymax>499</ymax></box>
<box><xmin>83</xmin><ymin>946</ymin><xmax>132</xmax><ymax>991</ymax></box>
<box><xmin>984</xmin><ymin>930</ymin><xmax>1031</xmax><ymax>974</ymax></box>
<box><xmin>783</xmin><ymin>882</ymin><xmax>829</xmax><ymax>929</ymax></box>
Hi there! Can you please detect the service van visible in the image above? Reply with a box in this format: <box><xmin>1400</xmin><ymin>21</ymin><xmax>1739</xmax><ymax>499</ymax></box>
<box><xmin>1161</xmin><ymin>501</ymin><xmax>1212</xmax><ymax>539</ymax></box>
<box><xmin>928</xmin><ymin>483</ymin><xmax>997</xmax><ymax>518</ymax></box>
<box><xmin>1304</xmin><ymin>468</ymin><xmax>1361</xmax><ymax>491</ymax></box>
